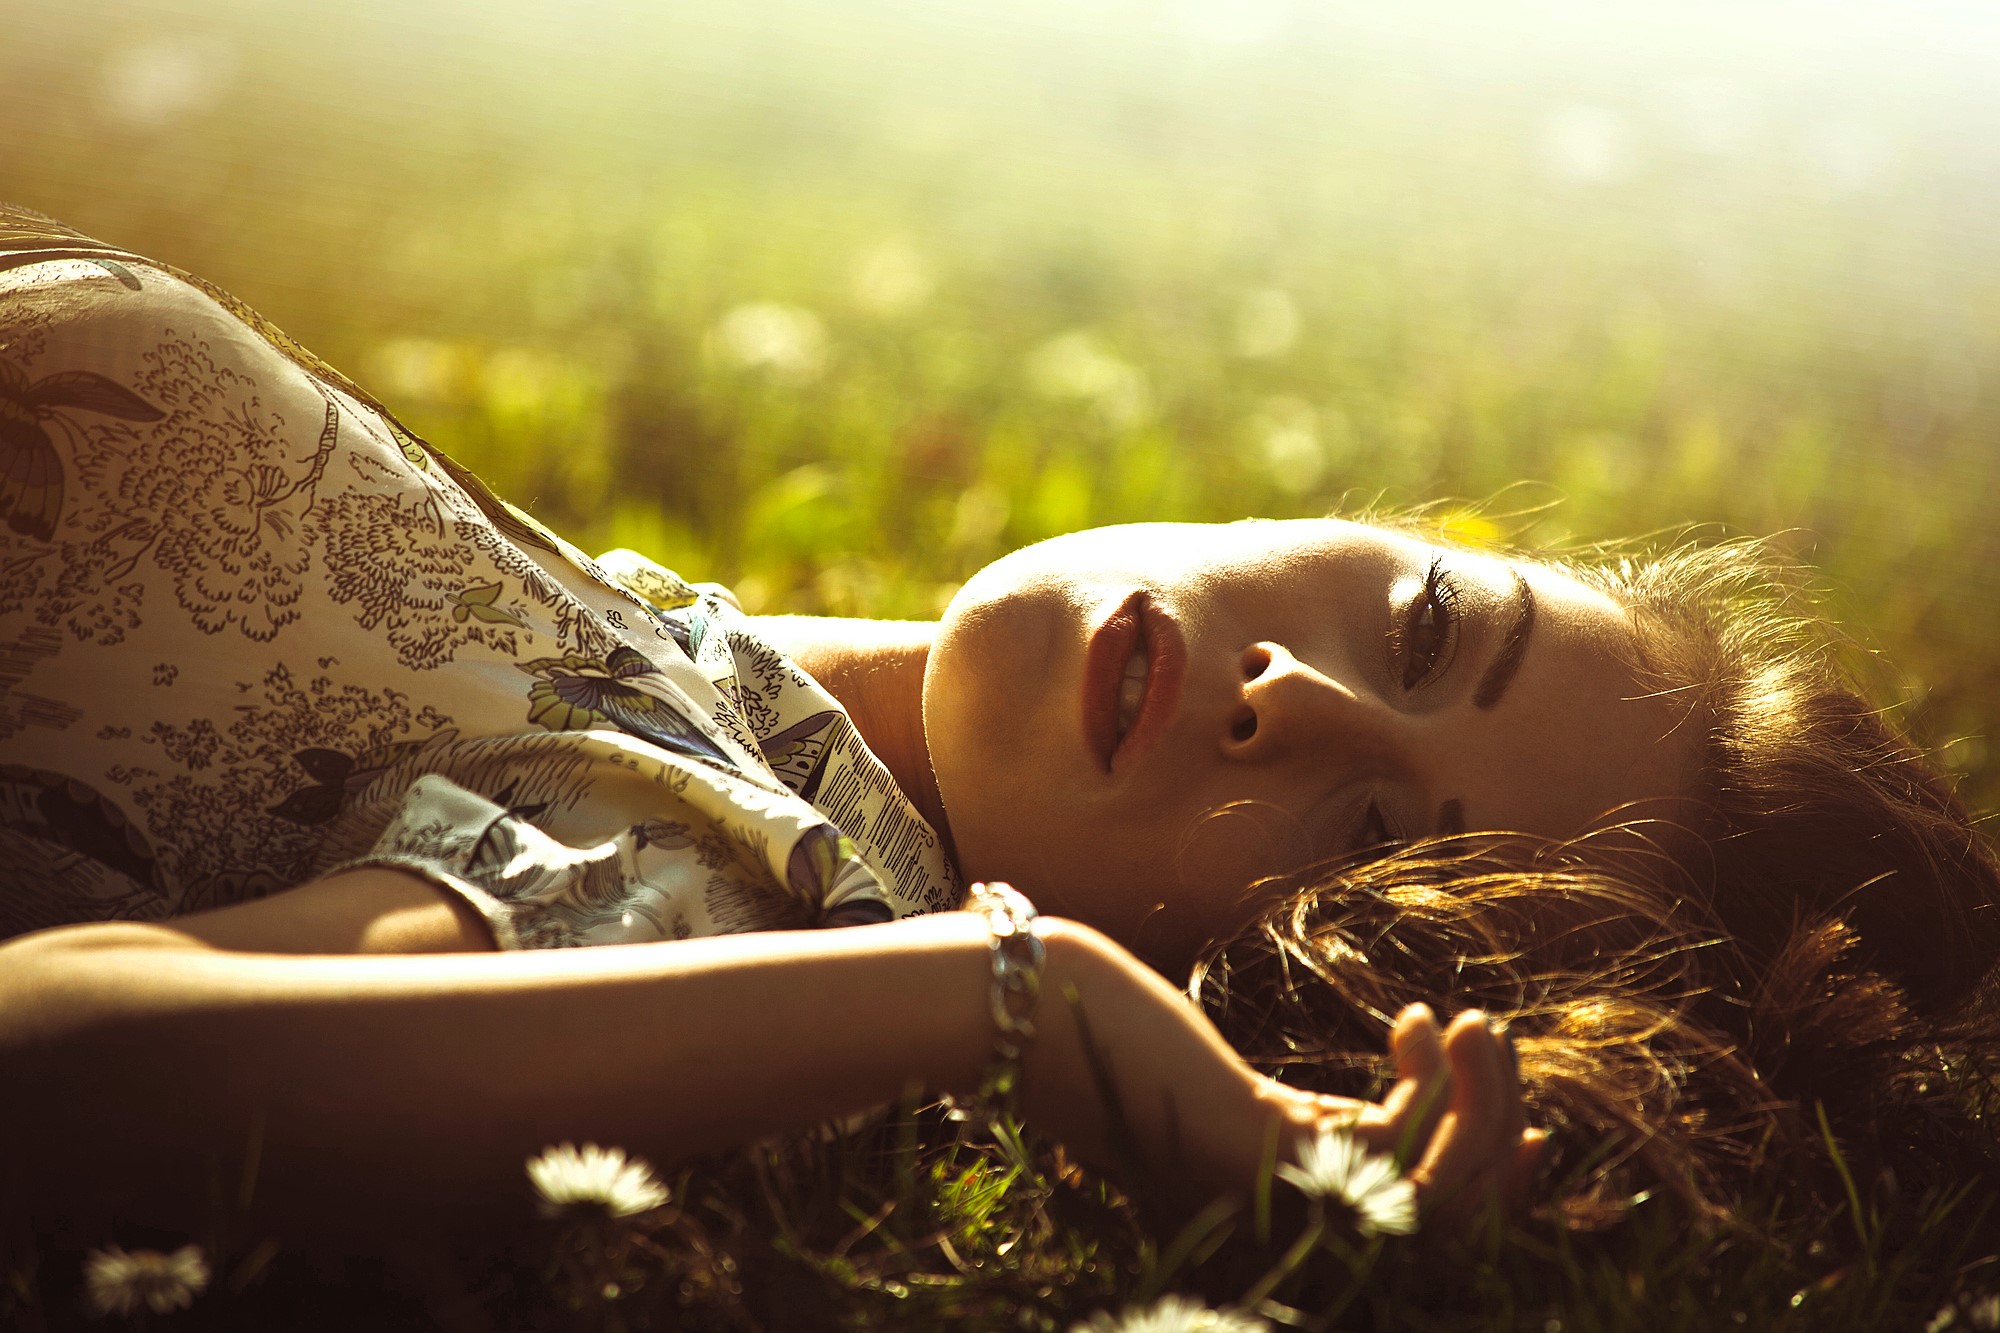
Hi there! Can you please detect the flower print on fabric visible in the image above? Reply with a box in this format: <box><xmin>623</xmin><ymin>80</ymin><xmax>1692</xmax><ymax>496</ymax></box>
<box><xmin>315</xmin><ymin>476</ymin><xmax>543</xmax><ymax>671</ymax></box>
<box><xmin>108</xmin><ymin>661</ymin><xmax>460</xmax><ymax>914</ymax></box>
<box><xmin>0</xmin><ymin>330</ymin><xmax>338</xmax><ymax>652</ymax></box>
<box><xmin>0</xmin><ymin>205</ymin><xmax>959</xmax><ymax>945</ymax></box>
<box><xmin>0</xmin><ymin>310</ymin><xmax>339</xmax><ymax>648</ymax></box>
<box><xmin>121</xmin><ymin>336</ymin><xmax>338</xmax><ymax>642</ymax></box>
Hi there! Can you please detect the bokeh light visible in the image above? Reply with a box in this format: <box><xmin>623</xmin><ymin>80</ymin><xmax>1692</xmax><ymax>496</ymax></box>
<box><xmin>7</xmin><ymin>0</ymin><xmax>2000</xmax><ymax>797</ymax></box>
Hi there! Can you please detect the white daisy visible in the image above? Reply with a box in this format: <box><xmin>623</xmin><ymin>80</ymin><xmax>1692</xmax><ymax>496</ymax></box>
<box><xmin>526</xmin><ymin>1142</ymin><xmax>669</xmax><ymax>1220</ymax></box>
<box><xmin>1274</xmin><ymin>1127</ymin><xmax>1420</xmax><ymax>1238</ymax></box>
<box><xmin>1069</xmin><ymin>1293</ymin><xmax>1270</xmax><ymax>1333</ymax></box>
<box><xmin>82</xmin><ymin>1244</ymin><xmax>209</xmax><ymax>1317</ymax></box>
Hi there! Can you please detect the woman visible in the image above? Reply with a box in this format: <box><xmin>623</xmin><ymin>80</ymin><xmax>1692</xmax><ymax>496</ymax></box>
<box><xmin>0</xmin><ymin>204</ymin><xmax>1986</xmax><ymax>1246</ymax></box>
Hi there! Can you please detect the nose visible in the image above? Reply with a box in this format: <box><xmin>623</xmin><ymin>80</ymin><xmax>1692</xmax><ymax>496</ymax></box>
<box><xmin>1222</xmin><ymin>641</ymin><xmax>1380</xmax><ymax>762</ymax></box>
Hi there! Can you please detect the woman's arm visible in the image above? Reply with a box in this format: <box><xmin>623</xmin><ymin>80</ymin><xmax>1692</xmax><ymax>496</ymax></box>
<box><xmin>0</xmin><ymin>871</ymin><xmax>1528</xmax><ymax>1244</ymax></box>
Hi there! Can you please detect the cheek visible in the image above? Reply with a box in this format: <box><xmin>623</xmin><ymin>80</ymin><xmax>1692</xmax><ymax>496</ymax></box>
<box><xmin>1173</xmin><ymin>801</ymin><xmax>1316</xmax><ymax>895</ymax></box>
<box><xmin>926</xmin><ymin>586</ymin><xmax>1054</xmax><ymax>775</ymax></box>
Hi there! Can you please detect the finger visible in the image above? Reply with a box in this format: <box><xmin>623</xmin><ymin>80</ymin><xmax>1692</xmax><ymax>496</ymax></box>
<box><xmin>1373</xmin><ymin>1004</ymin><xmax>1451</xmax><ymax>1161</ymax></box>
<box><xmin>1412</xmin><ymin>1017</ymin><xmax>1544</xmax><ymax>1230</ymax></box>
<box><xmin>1428</xmin><ymin>1125</ymin><xmax>1548</xmax><ymax>1234</ymax></box>
<box><xmin>1414</xmin><ymin>1010</ymin><xmax>1512</xmax><ymax>1206</ymax></box>
<box><xmin>1391</xmin><ymin>1004</ymin><xmax>1448</xmax><ymax>1088</ymax></box>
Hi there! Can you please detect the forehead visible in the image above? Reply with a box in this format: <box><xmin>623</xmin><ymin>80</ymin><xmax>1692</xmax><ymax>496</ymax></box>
<box><xmin>1202</xmin><ymin>520</ymin><xmax>1628</xmax><ymax>613</ymax></box>
<box><xmin>1052</xmin><ymin>517</ymin><xmax>1422</xmax><ymax>576</ymax></box>
<box><xmin>1014</xmin><ymin>519</ymin><xmax>1636</xmax><ymax>633</ymax></box>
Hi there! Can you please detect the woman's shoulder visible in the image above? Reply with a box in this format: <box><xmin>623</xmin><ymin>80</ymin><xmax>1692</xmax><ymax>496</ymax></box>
<box><xmin>0</xmin><ymin>214</ymin><xmax>959</xmax><ymax>944</ymax></box>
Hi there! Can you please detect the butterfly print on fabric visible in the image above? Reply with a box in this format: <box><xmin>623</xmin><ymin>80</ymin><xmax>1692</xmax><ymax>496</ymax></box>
<box><xmin>518</xmin><ymin>646</ymin><xmax>733</xmax><ymax>769</ymax></box>
<box><xmin>0</xmin><ymin>765</ymin><xmax>171</xmax><ymax>940</ymax></box>
<box><xmin>758</xmin><ymin>710</ymin><xmax>841</xmax><ymax>801</ymax></box>
<box><xmin>0</xmin><ymin>763</ymin><xmax>166</xmax><ymax>892</ymax></box>
<box><xmin>0</xmin><ymin>357</ymin><xmax>164</xmax><ymax>541</ymax></box>
<box><xmin>782</xmin><ymin>823</ymin><xmax>882</xmax><ymax>924</ymax></box>
<box><xmin>650</xmin><ymin>603</ymin><xmax>712</xmax><ymax>661</ymax></box>
<box><xmin>448</xmin><ymin>581</ymin><xmax>526</xmax><ymax>627</ymax></box>
<box><xmin>266</xmin><ymin>735</ymin><xmax>452</xmax><ymax>826</ymax></box>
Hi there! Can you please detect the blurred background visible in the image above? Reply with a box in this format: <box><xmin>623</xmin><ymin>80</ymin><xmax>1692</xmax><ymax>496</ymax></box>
<box><xmin>5</xmin><ymin>0</ymin><xmax>1999</xmax><ymax>801</ymax></box>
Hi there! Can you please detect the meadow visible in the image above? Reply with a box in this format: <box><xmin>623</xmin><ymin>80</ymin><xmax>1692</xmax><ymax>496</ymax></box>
<box><xmin>5</xmin><ymin>0</ymin><xmax>2000</xmax><ymax>1326</ymax></box>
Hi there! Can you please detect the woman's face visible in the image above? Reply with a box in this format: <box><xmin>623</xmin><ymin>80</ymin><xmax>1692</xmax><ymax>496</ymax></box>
<box><xmin>922</xmin><ymin>519</ymin><xmax>1703</xmax><ymax>968</ymax></box>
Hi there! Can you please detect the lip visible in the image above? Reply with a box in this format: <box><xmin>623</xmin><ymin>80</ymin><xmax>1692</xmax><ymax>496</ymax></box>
<box><xmin>1081</xmin><ymin>590</ymin><xmax>1186</xmax><ymax>776</ymax></box>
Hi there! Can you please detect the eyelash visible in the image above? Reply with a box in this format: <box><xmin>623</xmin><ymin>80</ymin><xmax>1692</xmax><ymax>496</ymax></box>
<box><xmin>1346</xmin><ymin>559</ymin><xmax>1463</xmax><ymax>857</ymax></box>
<box><xmin>1391</xmin><ymin>556</ymin><xmax>1462</xmax><ymax>691</ymax></box>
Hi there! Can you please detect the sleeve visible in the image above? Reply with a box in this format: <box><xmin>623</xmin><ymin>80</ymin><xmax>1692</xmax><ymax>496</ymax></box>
<box><xmin>319</xmin><ymin>730</ymin><xmax>899</xmax><ymax>950</ymax></box>
<box><xmin>328</xmin><ymin>774</ymin><xmax>632</xmax><ymax>951</ymax></box>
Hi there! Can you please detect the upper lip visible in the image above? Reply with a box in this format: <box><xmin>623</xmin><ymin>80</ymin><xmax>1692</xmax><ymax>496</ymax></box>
<box><xmin>1082</xmin><ymin>591</ymin><xmax>1186</xmax><ymax>775</ymax></box>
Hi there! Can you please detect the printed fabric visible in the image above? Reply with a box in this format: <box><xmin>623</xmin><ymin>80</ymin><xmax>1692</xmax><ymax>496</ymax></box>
<box><xmin>0</xmin><ymin>204</ymin><xmax>961</xmax><ymax>948</ymax></box>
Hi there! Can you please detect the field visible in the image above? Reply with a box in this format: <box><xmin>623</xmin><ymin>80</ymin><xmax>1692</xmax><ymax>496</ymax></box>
<box><xmin>5</xmin><ymin>0</ymin><xmax>2000</xmax><ymax>1326</ymax></box>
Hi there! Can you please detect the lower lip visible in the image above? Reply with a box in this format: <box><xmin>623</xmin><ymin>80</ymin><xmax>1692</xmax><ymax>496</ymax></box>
<box><xmin>1080</xmin><ymin>591</ymin><xmax>1186</xmax><ymax>775</ymax></box>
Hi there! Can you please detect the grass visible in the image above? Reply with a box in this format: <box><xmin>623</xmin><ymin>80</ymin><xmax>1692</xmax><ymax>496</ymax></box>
<box><xmin>5</xmin><ymin>0</ymin><xmax>2000</xmax><ymax>1325</ymax></box>
<box><xmin>15</xmin><ymin>1097</ymin><xmax>1990</xmax><ymax>1330</ymax></box>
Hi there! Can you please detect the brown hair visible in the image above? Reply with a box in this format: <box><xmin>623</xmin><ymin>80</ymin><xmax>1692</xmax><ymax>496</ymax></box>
<box><xmin>1577</xmin><ymin>538</ymin><xmax>2000</xmax><ymax>1013</ymax></box>
<box><xmin>1193</xmin><ymin>533</ymin><xmax>2000</xmax><ymax>1226</ymax></box>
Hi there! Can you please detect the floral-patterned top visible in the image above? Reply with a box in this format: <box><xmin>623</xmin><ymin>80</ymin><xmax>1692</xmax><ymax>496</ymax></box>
<box><xmin>0</xmin><ymin>204</ymin><xmax>960</xmax><ymax>948</ymax></box>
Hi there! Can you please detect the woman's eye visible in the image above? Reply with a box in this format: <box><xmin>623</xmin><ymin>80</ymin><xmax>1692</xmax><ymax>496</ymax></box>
<box><xmin>1398</xmin><ymin>558</ymin><xmax>1461</xmax><ymax>689</ymax></box>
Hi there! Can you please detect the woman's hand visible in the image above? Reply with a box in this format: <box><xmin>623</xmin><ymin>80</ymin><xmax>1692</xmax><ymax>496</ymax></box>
<box><xmin>1022</xmin><ymin>922</ymin><xmax>1542</xmax><ymax>1225</ymax></box>
<box><xmin>1262</xmin><ymin>1004</ymin><xmax>1547</xmax><ymax>1227</ymax></box>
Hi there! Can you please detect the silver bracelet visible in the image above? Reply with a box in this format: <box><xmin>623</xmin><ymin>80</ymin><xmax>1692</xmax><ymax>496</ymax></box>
<box><xmin>962</xmin><ymin>880</ymin><xmax>1044</xmax><ymax>1115</ymax></box>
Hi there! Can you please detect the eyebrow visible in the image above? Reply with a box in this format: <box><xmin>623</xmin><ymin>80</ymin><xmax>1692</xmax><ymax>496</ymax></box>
<box><xmin>1472</xmin><ymin>569</ymin><xmax>1536</xmax><ymax>710</ymax></box>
